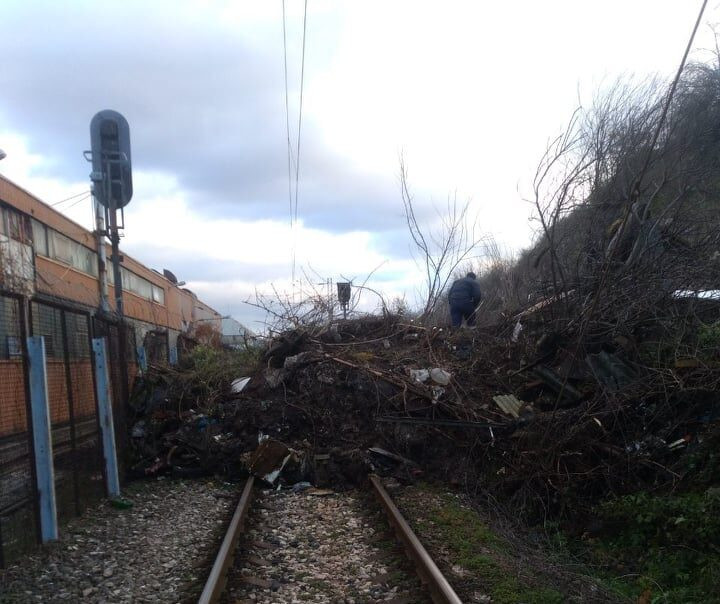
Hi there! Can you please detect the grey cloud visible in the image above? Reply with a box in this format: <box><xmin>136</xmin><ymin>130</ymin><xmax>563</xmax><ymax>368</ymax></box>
<box><xmin>121</xmin><ymin>242</ymin><xmax>289</xmax><ymax>285</ymax></box>
<box><xmin>0</xmin><ymin>1</ymin><xmax>426</xmax><ymax>233</ymax></box>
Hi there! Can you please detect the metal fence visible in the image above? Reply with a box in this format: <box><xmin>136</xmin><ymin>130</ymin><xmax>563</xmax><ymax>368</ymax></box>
<box><xmin>0</xmin><ymin>292</ymin><xmax>35</xmax><ymax>566</ymax></box>
<box><xmin>30</xmin><ymin>301</ymin><xmax>105</xmax><ymax>526</ymax></box>
<box><xmin>0</xmin><ymin>293</ymin><xmax>137</xmax><ymax>566</ymax></box>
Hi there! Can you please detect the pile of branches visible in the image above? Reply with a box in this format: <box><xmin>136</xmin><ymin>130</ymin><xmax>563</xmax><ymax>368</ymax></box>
<box><xmin>125</xmin><ymin>297</ymin><xmax>719</xmax><ymax>524</ymax></box>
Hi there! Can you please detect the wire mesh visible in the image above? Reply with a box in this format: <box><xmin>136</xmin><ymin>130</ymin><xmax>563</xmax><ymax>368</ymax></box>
<box><xmin>64</xmin><ymin>310</ymin><xmax>104</xmax><ymax>512</ymax></box>
<box><xmin>31</xmin><ymin>302</ymin><xmax>103</xmax><ymax>524</ymax></box>
<box><xmin>1</xmin><ymin>301</ymin><xmax>139</xmax><ymax>566</ymax></box>
<box><xmin>92</xmin><ymin>318</ymin><xmax>136</xmax><ymax>480</ymax></box>
<box><xmin>0</xmin><ymin>293</ymin><xmax>37</xmax><ymax>565</ymax></box>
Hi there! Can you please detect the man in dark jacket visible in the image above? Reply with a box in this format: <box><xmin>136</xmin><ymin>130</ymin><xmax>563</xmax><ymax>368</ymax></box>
<box><xmin>448</xmin><ymin>272</ymin><xmax>482</xmax><ymax>327</ymax></box>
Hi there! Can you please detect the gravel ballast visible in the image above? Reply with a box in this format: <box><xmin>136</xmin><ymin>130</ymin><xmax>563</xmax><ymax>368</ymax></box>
<box><xmin>223</xmin><ymin>489</ymin><xmax>430</xmax><ymax>603</ymax></box>
<box><xmin>0</xmin><ymin>478</ymin><xmax>237</xmax><ymax>603</ymax></box>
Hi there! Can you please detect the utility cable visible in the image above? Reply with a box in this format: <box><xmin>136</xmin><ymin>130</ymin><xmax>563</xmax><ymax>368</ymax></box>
<box><xmin>291</xmin><ymin>0</ymin><xmax>309</xmax><ymax>294</ymax></box>
<box><xmin>293</xmin><ymin>0</ymin><xmax>309</xmax><ymax>227</ymax></box>
<box><xmin>51</xmin><ymin>189</ymin><xmax>91</xmax><ymax>206</ymax></box>
<box><xmin>282</xmin><ymin>0</ymin><xmax>294</xmax><ymax>228</ymax></box>
<box><xmin>283</xmin><ymin>0</ymin><xmax>309</xmax><ymax>297</ymax></box>
<box><xmin>63</xmin><ymin>192</ymin><xmax>92</xmax><ymax>210</ymax></box>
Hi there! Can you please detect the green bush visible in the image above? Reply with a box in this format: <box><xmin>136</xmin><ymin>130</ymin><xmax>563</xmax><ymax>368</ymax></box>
<box><xmin>594</xmin><ymin>490</ymin><xmax>720</xmax><ymax>602</ymax></box>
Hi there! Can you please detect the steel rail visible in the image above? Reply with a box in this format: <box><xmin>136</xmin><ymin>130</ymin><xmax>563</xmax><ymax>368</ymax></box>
<box><xmin>369</xmin><ymin>474</ymin><xmax>463</xmax><ymax>604</ymax></box>
<box><xmin>198</xmin><ymin>476</ymin><xmax>255</xmax><ymax>604</ymax></box>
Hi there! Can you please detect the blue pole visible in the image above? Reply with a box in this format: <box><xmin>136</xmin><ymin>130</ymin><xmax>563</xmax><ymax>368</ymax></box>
<box><xmin>169</xmin><ymin>345</ymin><xmax>178</xmax><ymax>366</ymax></box>
<box><xmin>26</xmin><ymin>336</ymin><xmax>58</xmax><ymax>542</ymax></box>
<box><xmin>92</xmin><ymin>338</ymin><xmax>120</xmax><ymax>497</ymax></box>
<box><xmin>136</xmin><ymin>345</ymin><xmax>147</xmax><ymax>373</ymax></box>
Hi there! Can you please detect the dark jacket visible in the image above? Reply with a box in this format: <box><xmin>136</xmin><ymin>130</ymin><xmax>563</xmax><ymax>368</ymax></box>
<box><xmin>448</xmin><ymin>277</ymin><xmax>482</xmax><ymax>307</ymax></box>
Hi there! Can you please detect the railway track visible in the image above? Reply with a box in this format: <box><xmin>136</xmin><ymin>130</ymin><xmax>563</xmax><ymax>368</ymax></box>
<box><xmin>198</xmin><ymin>475</ymin><xmax>462</xmax><ymax>604</ymax></box>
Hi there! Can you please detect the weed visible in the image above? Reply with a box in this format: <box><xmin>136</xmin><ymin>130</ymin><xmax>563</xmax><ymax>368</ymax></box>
<box><xmin>586</xmin><ymin>489</ymin><xmax>720</xmax><ymax>602</ymax></box>
<box><xmin>421</xmin><ymin>491</ymin><xmax>564</xmax><ymax>603</ymax></box>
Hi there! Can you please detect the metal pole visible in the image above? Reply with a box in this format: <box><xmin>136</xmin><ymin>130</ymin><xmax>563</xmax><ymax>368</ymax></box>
<box><xmin>92</xmin><ymin>338</ymin><xmax>120</xmax><ymax>497</ymax></box>
<box><xmin>94</xmin><ymin>189</ymin><xmax>110</xmax><ymax>313</ymax></box>
<box><xmin>104</xmin><ymin>157</ymin><xmax>130</xmax><ymax>411</ymax></box>
<box><xmin>27</xmin><ymin>336</ymin><xmax>58</xmax><ymax>542</ymax></box>
<box><xmin>108</xmin><ymin>205</ymin><xmax>123</xmax><ymax>318</ymax></box>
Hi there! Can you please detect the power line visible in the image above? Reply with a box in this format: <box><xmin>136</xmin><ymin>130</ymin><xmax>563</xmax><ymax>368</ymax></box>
<box><xmin>290</xmin><ymin>0</ymin><xmax>309</xmax><ymax>290</ymax></box>
<box><xmin>281</xmin><ymin>0</ymin><xmax>310</xmax><ymax>292</ymax></box>
<box><xmin>50</xmin><ymin>189</ymin><xmax>91</xmax><ymax>206</ymax></box>
<box><xmin>293</xmin><ymin>0</ymin><xmax>309</xmax><ymax>227</ymax></box>
<box><xmin>282</xmin><ymin>0</ymin><xmax>294</xmax><ymax>228</ymax></box>
<box><xmin>62</xmin><ymin>192</ymin><xmax>92</xmax><ymax>211</ymax></box>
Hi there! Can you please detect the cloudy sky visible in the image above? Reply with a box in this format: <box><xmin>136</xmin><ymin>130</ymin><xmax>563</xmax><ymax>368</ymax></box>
<box><xmin>0</xmin><ymin>0</ymin><xmax>716</xmax><ymax>329</ymax></box>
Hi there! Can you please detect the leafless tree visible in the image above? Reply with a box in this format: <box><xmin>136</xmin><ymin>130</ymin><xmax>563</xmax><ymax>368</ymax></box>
<box><xmin>400</xmin><ymin>156</ymin><xmax>485</xmax><ymax>322</ymax></box>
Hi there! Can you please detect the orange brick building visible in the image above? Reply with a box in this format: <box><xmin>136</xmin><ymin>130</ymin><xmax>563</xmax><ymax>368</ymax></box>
<box><xmin>0</xmin><ymin>174</ymin><xmax>222</xmax><ymax>437</ymax></box>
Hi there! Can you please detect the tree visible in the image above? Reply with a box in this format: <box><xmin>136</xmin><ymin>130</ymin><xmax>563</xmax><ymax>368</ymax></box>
<box><xmin>400</xmin><ymin>157</ymin><xmax>485</xmax><ymax>322</ymax></box>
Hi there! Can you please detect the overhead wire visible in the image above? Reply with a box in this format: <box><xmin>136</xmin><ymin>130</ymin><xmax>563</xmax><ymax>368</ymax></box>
<box><xmin>282</xmin><ymin>0</ymin><xmax>294</xmax><ymax>228</ymax></box>
<box><xmin>50</xmin><ymin>189</ymin><xmax>91</xmax><ymax>206</ymax></box>
<box><xmin>294</xmin><ymin>0</ymin><xmax>309</xmax><ymax>228</ymax></box>
<box><xmin>63</xmin><ymin>192</ymin><xmax>92</xmax><ymax>210</ymax></box>
<box><xmin>281</xmin><ymin>0</ymin><xmax>310</xmax><ymax>295</ymax></box>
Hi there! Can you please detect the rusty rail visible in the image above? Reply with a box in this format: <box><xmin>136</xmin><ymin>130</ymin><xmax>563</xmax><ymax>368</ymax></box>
<box><xmin>369</xmin><ymin>474</ymin><xmax>463</xmax><ymax>604</ymax></box>
<box><xmin>198</xmin><ymin>476</ymin><xmax>255</xmax><ymax>604</ymax></box>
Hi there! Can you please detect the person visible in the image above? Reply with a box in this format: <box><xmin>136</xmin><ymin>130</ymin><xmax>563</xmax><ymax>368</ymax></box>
<box><xmin>448</xmin><ymin>272</ymin><xmax>482</xmax><ymax>327</ymax></box>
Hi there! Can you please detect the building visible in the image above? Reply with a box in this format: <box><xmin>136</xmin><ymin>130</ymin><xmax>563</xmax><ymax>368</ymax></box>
<box><xmin>0</xmin><ymin>175</ymin><xmax>225</xmax><ymax>360</ymax></box>
<box><xmin>0</xmin><ymin>174</ymin><xmax>227</xmax><ymax>563</ymax></box>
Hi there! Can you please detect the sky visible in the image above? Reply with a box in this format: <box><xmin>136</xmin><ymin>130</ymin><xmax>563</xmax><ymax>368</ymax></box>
<box><xmin>0</xmin><ymin>0</ymin><xmax>717</xmax><ymax>330</ymax></box>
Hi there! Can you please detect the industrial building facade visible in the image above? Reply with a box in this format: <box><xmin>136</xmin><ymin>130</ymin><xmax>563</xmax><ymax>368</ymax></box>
<box><xmin>0</xmin><ymin>174</ymin><xmax>223</xmax><ymax>565</ymax></box>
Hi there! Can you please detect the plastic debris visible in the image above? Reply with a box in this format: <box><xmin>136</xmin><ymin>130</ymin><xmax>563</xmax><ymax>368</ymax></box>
<box><xmin>430</xmin><ymin>368</ymin><xmax>452</xmax><ymax>385</ymax></box>
<box><xmin>291</xmin><ymin>481</ymin><xmax>313</xmax><ymax>493</ymax></box>
<box><xmin>409</xmin><ymin>368</ymin><xmax>430</xmax><ymax>383</ymax></box>
<box><xmin>492</xmin><ymin>394</ymin><xmax>524</xmax><ymax>419</ymax></box>
<box><xmin>231</xmin><ymin>377</ymin><xmax>252</xmax><ymax>393</ymax></box>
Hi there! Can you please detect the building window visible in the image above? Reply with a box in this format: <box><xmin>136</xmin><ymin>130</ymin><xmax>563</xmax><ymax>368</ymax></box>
<box><xmin>48</xmin><ymin>229</ymin><xmax>98</xmax><ymax>277</ymax></box>
<box><xmin>32</xmin><ymin>219</ymin><xmax>48</xmax><ymax>256</ymax></box>
<box><xmin>151</xmin><ymin>285</ymin><xmax>165</xmax><ymax>305</ymax></box>
<box><xmin>1</xmin><ymin>207</ymin><xmax>33</xmax><ymax>245</ymax></box>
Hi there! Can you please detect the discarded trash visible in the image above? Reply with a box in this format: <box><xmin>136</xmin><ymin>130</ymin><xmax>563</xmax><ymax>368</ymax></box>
<box><xmin>368</xmin><ymin>447</ymin><xmax>414</xmax><ymax>465</ymax></box>
<box><xmin>110</xmin><ymin>497</ymin><xmax>134</xmax><ymax>510</ymax></box>
<box><xmin>284</xmin><ymin>351</ymin><xmax>316</xmax><ymax>370</ymax></box>
<box><xmin>492</xmin><ymin>394</ymin><xmax>524</xmax><ymax>419</ymax></box>
<box><xmin>248</xmin><ymin>439</ymin><xmax>293</xmax><ymax>484</ymax></box>
<box><xmin>409</xmin><ymin>368</ymin><xmax>430</xmax><ymax>383</ymax></box>
<box><xmin>291</xmin><ymin>481</ymin><xmax>313</xmax><ymax>493</ymax></box>
<box><xmin>532</xmin><ymin>365</ymin><xmax>583</xmax><ymax>402</ymax></box>
<box><xmin>430</xmin><ymin>368</ymin><xmax>452</xmax><ymax>385</ymax></box>
<box><xmin>231</xmin><ymin>377</ymin><xmax>252</xmax><ymax>393</ymax></box>
<box><xmin>585</xmin><ymin>351</ymin><xmax>636</xmax><ymax>391</ymax></box>
<box><xmin>511</xmin><ymin>320</ymin><xmax>523</xmax><ymax>342</ymax></box>
<box><xmin>131</xmin><ymin>420</ymin><xmax>146</xmax><ymax>438</ymax></box>
<box><xmin>431</xmin><ymin>386</ymin><xmax>445</xmax><ymax>403</ymax></box>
